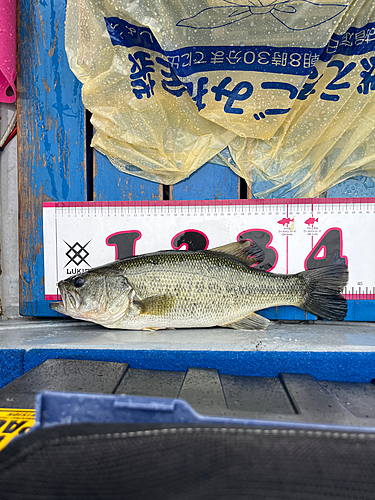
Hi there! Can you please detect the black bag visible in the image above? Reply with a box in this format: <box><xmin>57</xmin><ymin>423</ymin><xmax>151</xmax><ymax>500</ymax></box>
<box><xmin>1</xmin><ymin>422</ymin><xmax>375</xmax><ymax>499</ymax></box>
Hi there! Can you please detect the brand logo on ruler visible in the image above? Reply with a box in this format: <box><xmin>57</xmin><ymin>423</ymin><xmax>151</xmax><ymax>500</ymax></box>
<box><xmin>64</xmin><ymin>240</ymin><xmax>91</xmax><ymax>271</ymax></box>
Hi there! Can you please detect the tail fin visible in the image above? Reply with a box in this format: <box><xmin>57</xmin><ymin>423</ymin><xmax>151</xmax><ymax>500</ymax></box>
<box><xmin>298</xmin><ymin>265</ymin><xmax>349</xmax><ymax>320</ymax></box>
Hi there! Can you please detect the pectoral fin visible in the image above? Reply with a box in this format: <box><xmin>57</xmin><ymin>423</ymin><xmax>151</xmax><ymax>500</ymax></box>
<box><xmin>221</xmin><ymin>312</ymin><xmax>270</xmax><ymax>331</ymax></box>
<box><xmin>135</xmin><ymin>295</ymin><xmax>176</xmax><ymax>316</ymax></box>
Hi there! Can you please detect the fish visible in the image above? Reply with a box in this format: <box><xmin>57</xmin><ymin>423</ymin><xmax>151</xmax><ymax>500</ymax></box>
<box><xmin>305</xmin><ymin>217</ymin><xmax>319</xmax><ymax>226</ymax></box>
<box><xmin>277</xmin><ymin>217</ymin><xmax>294</xmax><ymax>226</ymax></box>
<box><xmin>50</xmin><ymin>240</ymin><xmax>349</xmax><ymax>331</ymax></box>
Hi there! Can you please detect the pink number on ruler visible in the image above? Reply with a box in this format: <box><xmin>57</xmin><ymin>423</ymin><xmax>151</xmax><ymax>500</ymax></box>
<box><xmin>106</xmin><ymin>231</ymin><xmax>141</xmax><ymax>260</ymax></box>
<box><xmin>237</xmin><ymin>229</ymin><xmax>278</xmax><ymax>271</ymax></box>
<box><xmin>304</xmin><ymin>228</ymin><xmax>348</xmax><ymax>270</ymax></box>
<box><xmin>171</xmin><ymin>230</ymin><xmax>209</xmax><ymax>251</ymax></box>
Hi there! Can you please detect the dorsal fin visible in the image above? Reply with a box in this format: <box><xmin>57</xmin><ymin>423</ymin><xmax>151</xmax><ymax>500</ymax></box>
<box><xmin>211</xmin><ymin>241</ymin><xmax>264</xmax><ymax>266</ymax></box>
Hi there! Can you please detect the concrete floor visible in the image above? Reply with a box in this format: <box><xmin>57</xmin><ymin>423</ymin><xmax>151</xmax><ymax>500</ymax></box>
<box><xmin>1</xmin><ymin>317</ymin><xmax>374</xmax><ymax>352</ymax></box>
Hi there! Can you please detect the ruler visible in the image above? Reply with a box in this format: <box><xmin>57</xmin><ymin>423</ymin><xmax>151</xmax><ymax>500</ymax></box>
<box><xmin>43</xmin><ymin>198</ymin><xmax>374</xmax><ymax>301</ymax></box>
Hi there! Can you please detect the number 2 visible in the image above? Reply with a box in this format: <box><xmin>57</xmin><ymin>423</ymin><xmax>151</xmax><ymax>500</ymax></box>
<box><xmin>171</xmin><ymin>230</ymin><xmax>209</xmax><ymax>251</ymax></box>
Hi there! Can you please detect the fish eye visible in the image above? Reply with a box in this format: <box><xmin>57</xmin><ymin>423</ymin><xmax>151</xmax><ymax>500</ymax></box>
<box><xmin>74</xmin><ymin>276</ymin><xmax>85</xmax><ymax>288</ymax></box>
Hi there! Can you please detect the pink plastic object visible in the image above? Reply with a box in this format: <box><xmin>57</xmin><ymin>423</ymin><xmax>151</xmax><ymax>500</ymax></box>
<box><xmin>0</xmin><ymin>0</ymin><xmax>16</xmax><ymax>103</ymax></box>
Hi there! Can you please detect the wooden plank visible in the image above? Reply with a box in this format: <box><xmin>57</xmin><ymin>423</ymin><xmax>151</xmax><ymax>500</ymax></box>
<box><xmin>18</xmin><ymin>0</ymin><xmax>86</xmax><ymax>316</ymax></box>
<box><xmin>251</xmin><ymin>175</ymin><xmax>300</xmax><ymax>199</ymax></box>
<box><xmin>93</xmin><ymin>151</ymin><xmax>161</xmax><ymax>201</ymax></box>
<box><xmin>171</xmin><ymin>162</ymin><xmax>240</xmax><ymax>200</ymax></box>
<box><xmin>260</xmin><ymin>307</ymin><xmax>316</xmax><ymax>322</ymax></box>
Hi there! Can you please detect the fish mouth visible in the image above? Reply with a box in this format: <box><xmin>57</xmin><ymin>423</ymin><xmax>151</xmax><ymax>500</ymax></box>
<box><xmin>49</xmin><ymin>285</ymin><xmax>82</xmax><ymax>313</ymax></box>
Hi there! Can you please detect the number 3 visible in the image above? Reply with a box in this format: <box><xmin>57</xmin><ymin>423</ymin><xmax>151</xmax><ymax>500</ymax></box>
<box><xmin>237</xmin><ymin>229</ymin><xmax>278</xmax><ymax>271</ymax></box>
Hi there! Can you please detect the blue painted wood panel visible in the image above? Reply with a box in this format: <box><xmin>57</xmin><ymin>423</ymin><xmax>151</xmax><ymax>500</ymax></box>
<box><xmin>171</xmin><ymin>162</ymin><xmax>240</xmax><ymax>200</ymax></box>
<box><xmin>260</xmin><ymin>307</ymin><xmax>316</xmax><ymax>322</ymax></box>
<box><xmin>328</xmin><ymin>176</ymin><xmax>375</xmax><ymax>198</ymax></box>
<box><xmin>18</xmin><ymin>0</ymin><xmax>86</xmax><ymax>316</ymax></box>
<box><xmin>93</xmin><ymin>150</ymin><xmax>162</xmax><ymax>201</ymax></box>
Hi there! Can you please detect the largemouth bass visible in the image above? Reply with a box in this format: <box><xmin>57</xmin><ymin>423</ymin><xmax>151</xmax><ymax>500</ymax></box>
<box><xmin>50</xmin><ymin>241</ymin><xmax>348</xmax><ymax>331</ymax></box>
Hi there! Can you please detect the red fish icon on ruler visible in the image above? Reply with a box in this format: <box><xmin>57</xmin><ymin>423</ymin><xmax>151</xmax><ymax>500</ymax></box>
<box><xmin>305</xmin><ymin>217</ymin><xmax>319</xmax><ymax>226</ymax></box>
<box><xmin>277</xmin><ymin>217</ymin><xmax>294</xmax><ymax>227</ymax></box>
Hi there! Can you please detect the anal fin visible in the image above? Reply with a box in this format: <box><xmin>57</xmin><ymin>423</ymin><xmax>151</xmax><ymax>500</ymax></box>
<box><xmin>221</xmin><ymin>312</ymin><xmax>270</xmax><ymax>331</ymax></box>
<box><xmin>141</xmin><ymin>327</ymin><xmax>165</xmax><ymax>331</ymax></box>
<box><xmin>141</xmin><ymin>326</ymin><xmax>176</xmax><ymax>331</ymax></box>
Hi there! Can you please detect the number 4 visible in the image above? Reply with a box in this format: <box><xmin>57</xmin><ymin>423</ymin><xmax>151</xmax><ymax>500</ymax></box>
<box><xmin>305</xmin><ymin>228</ymin><xmax>348</xmax><ymax>270</ymax></box>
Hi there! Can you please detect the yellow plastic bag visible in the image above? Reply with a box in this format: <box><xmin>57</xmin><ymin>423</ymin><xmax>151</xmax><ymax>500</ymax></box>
<box><xmin>65</xmin><ymin>0</ymin><xmax>375</xmax><ymax>195</ymax></box>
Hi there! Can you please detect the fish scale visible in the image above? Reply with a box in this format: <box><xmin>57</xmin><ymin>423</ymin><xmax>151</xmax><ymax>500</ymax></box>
<box><xmin>113</xmin><ymin>251</ymin><xmax>305</xmax><ymax>329</ymax></box>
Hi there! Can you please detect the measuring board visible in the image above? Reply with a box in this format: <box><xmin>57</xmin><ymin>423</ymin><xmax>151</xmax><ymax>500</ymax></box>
<box><xmin>43</xmin><ymin>198</ymin><xmax>374</xmax><ymax>322</ymax></box>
